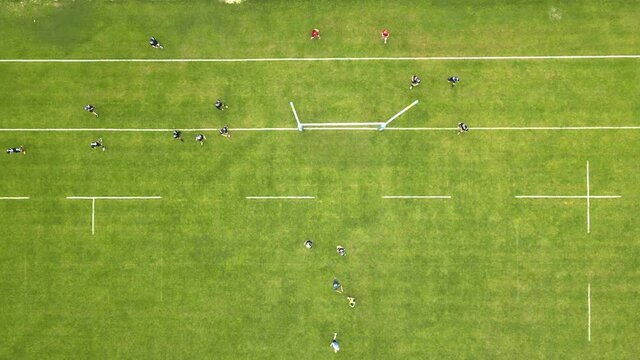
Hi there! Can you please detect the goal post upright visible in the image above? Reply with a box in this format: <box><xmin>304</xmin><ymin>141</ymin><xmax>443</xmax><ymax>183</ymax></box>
<box><xmin>379</xmin><ymin>100</ymin><xmax>419</xmax><ymax>131</ymax></box>
<box><xmin>289</xmin><ymin>101</ymin><xmax>304</xmax><ymax>131</ymax></box>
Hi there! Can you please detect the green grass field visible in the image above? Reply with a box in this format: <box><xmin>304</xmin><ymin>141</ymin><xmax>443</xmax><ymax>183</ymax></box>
<box><xmin>1</xmin><ymin>0</ymin><xmax>639</xmax><ymax>358</ymax></box>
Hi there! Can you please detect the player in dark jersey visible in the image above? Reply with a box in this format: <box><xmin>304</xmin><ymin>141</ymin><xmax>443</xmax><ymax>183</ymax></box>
<box><xmin>84</xmin><ymin>104</ymin><xmax>98</xmax><ymax>117</ymax></box>
<box><xmin>310</xmin><ymin>28</ymin><xmax>320</xmax><ymax>40</ymax></box>
<box><xmin>448</xmin><ymin>76</ymin><xmax>460</xmax><ymax>87</ymax></box>
<box><xmin>195</xmin><ymin>134</ymin><xmax>206</xmax><ymax>145</ymax></box>
<box><xmin>336</xmin><ymin>245</ymin><xmax>346</xmax><ymax>256</ymax></box>
<box><xmin>219</xmin><ymin>125</ymin><xmax>231</xmax><ymax>139</ymax></box>
<box><xmin>333</xmin><ymin>278</ymin><xmax>343</xmax><ymax>293</ymax></box>
<box><xmin>410</xmin><ymin>75</ymin><xmax>421</xmax><ymax>90</ymax></box>
<box><xmin>304</xmin><ymin>240</ymin><xmax>313</xmax><ymax>249</ymax></box>
<box><xmin>6</xmin><ymin>146</ymin><xmax>25</xmax><ymax>155</ymax></box>
<box><xmin>90</xmin><ymin>138</ymin><xmax>106</xmax><ymax>151</ymax></box>
<box><xmin>149</xmin><ymin>36</ymin><xmax>163</xmax><ymax>49</ymax></box>
<box><xmin>215</xmin><ymin>99</ymin><xmax>228</xmax><ymax>111</ymax></box>
<box><xmin>458</xmin><ymin>122</ymin><xmax>469</xmax><ymax>134</ymax></box>
<box><xmin>172</xmin><ymin>130</ymin><xmax>184</xmax><ymax>142</ymax></box>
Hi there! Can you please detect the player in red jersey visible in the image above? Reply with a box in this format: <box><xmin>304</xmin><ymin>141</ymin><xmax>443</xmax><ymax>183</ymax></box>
<box><xmin>311</xmin><ymin>28</ymin><xmax>320</xmax><ymax>40</ymax></box>
<box><xmin>381</xmin><ymin>29</ymin><xmax>389</xmax><ymax>44</ymax></box>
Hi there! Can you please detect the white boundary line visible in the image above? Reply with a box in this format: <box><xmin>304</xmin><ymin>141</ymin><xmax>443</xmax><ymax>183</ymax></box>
<box><xmin>471</xmin><ymin>126</ymin><xmax>640</xmax><ymax>131</ymax></box>
<box><xmin>586</xmin><ymin>161</ymin><xmax>591</xmax><ymax>234</ymax></box>
<box><xmin>0</xmin><ymin>197</ymin><xmax>30</xmax><ymax>200</ymax></box>
<box><xmin>67</xmin><ymin>196</ymin><xmax>162</xmax><ymax>200</ymax></box>
<box><xmin>588</xmin><ymin>283</ymin><xmax>592</xmax><ymax>342</ymax></box>
<box><xmin>160</xmin><ymin>245</ymin><xmax>164</xmax><ymax>302</ymax></box>
<box><xmin>514</xmin><ymin>195</ymin><xmax>621</xmax><ymax>199</ymax></box>
<box><xmin>0</xmin><ymin>55</ymin><xmax>638</xmax><ymax>63</ymax></box>
<box><xmin>382</xmin><ymin>195</ymin><xmax>451</xmax><ymax>199</ymax></box>
<box><xmin>0</xmin><ymin>128</ymin><xmax>300</xmax><ymax>132</ymax></box>
<box><xmin>246</xmin><ymin>196</ymin><xmax>315</xmax><ymax>199</ymax></box>
<box><xmin>390</xmin><ymin>126</ymin><xmax>640</xmax><ymax>131</ymax></box>
<box><xmin>1</xmin><ymin>125</ymin><xmax>640</xmax><ymax>132</ymax></box>
<box><xmin>301</xmin><ymin>122</ymin><xmax>383</xmax><ymax>126</ymax></box>
<box><xmin>304</xmin><ymin>127</ymin><xmax>380</xmax><ymax>131</ymax></box>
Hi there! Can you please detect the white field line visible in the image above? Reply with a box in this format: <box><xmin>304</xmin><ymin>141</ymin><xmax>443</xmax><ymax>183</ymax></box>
<box><xmin>588</xmin><ymin>283</ymin><xmax>592</xmax><ymax>342</ymax></box>
<box><xmin>0</xmin><ymin>197</ymin><xmax>30</xmax><ymax>200</ymax></box>
<box><xmin>160</xmin><ymin>246</ymin><xmax>164</xmax><ymax>302</ymax></box>
<box><xmin>0</xmin><ymin>55</ymin><xmax>638</xmax><ymax>63</ymax></box>
<box><xmin>67</xmin><ymin>196</ymin><xmax>162</xmax><ymax>200</ymax></box>
<box><xmin>1</xmin><ymin>125</ymin><xmax>640</xmax><ymax>132</ymax></box>
<box><xmin>383</xmin><ymin>100</ymin><xmax>420</xmax><ymax>126</ymax></box>
<box><xmin>300</xmin><ymin>122</ymin><xmax>383</xmax><ymax>126</ymax></box>
<box><xmin>227</xmin><ymin>128</ymin><xmax>299</xmax><ymax>131</ymax></box>
<box><xmin>389</xmin><ymin>126</ymin><xmax>640</xmax><ymax>131</ymax></box>
<box><xmin>382</xmin><ymin>195</ymin><xmax>451</xmax><ymax>199</ymax></box>
<box><xmin>587</xmin><ymin>161</ymin><xmax>591</xmax><ymax>234</ymax></box>
<box><xmin>246</xmin><ymin>196</ymin><xmax>315</xmax><ymax>199</ymax></box>
<box><xmin>0</xmin><ymin>128</ymin><xmax>300</xmax><ymax>132</ymax></box>
<box><xmin>66</xmin><ymin>196</ymin><xmax>161</xmax><ymax>235</ymax></box>
<box><xmin>289</xmin><ymin>102</ymin><xmax>302</xmax><ymax>128</ymax></box>
<box><xmin>91</xmin><ymin>198</ymin><xmax>96</xmax><ymax>236</ymax></box>
<box><xmin>514</xmin><ymin>195</ymin><xmax>621</xmax><ymax>199</ymax></box>
<box><xmin>516</xmin><ymin>163</ymin><xmax>621</xmax><ymax>234</ymax></box>
<box><xmin>387</xmin><ymin>127</ymin><xmax>457</xmax><ymax>131</ymax></box>
<box><xmin>303</xmin><ymin>127</ymin><xmax>380</xmax><ymax>131</ymax></box>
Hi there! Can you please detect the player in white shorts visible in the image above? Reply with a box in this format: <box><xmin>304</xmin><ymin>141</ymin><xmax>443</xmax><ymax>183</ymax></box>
<box><xmin>330</xmin><ymin>333</ymin><xmax>340</xmax><ymax>353</ymax></box>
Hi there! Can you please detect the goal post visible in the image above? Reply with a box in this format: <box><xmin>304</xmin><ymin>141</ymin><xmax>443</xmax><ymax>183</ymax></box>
<box><xmin>289</xmin><ymin>102</ymin><xmax>303</xmax><ymax>131</ymax></box>
<box><xmin>290</xmin><ymin>100</ymin><xmax>418</xmax><ymax>131</ymax></box>
<box><xmin>378</xmin><ymin>100</ymin><xmax>420</xmax><ymax>130</ymax></box>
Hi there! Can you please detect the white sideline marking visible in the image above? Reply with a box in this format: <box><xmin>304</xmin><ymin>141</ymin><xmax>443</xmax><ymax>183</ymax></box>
<box><xmin>246</xmin><ymin>196</ymin><xmax>315</xmax><ymax>199</ymax></box>
<box><xmin>515</xmin><ymin>195</ymin><xmax>621</xmax><ymax>199</ymax></box>
<box><xmin>383</xmin><ymin>100</ymin><xmax>420</xmax><ymax>127</ymax></box>
<box><xmin>304</xmin><ymin>127</ymin><xmax>380</xmax><ymax>131</ymax></box>
<box><xmin>387</xmin><ymin>127</ymin><xmax>457</xmax><ymax>131</ymax></box>
<box><xmin>0</xmin><ymin>55</ymin><xmax>638</xmax><ymax>63</ymax></box>
<box><xmin>160</xmin><ymin>246</ymin><xmax>164</xmax><ymax>302</ymax></box>
<box><xmin>0</xmin><ymin>197</ymin><xmax>30</xmax><ymax>200</ymax></box>
<box><xmin>586</xmin><ymin>161</ymin><xmax>591</xmax><ymax>234</ymax></box>
<box><xmin>67</xmin><ymin>196</ymin><xmax>162</xmax><ymax>234</ymax></box>
<box><xmin>301</xmin><ymin>122</ymin><xmax>383</xmax><ymax>126</ymax></box>
<box><xmin>515</xmin><ymin>161</ymin><xmax>621</xmax><ymax>233</ymax></box>
<box><xmin>0</xmin><ymin>128</ymin><xmax>299</xmax><ymax>132</ymax></box>
<box><xmin>588</xmin><ymin>283</ymin><xmax>592</xmax><ymax>342</ymax></box>
<box><xmin>390</xmin><ymin>126</ymin><xmax>640</xmax><ymax>131</ymax></box>
<box><xmin>230</xmin><ymin>128</ymin><xmax>299</xmax><ymax>131</ymax></box>
<box><xmin>67</xmin><ymin>196</ymin><xmax>162</xmax><ymax>200</ymax></box>
<box><xmin>1</xmin><ymin>125</ymin><xmax>640</xmax><ymax>132</ymax></box>
<box><xmin>472</xmin><ymin>126</ymin><xmax>640</xmax><ymax>131</ymax></box>
<box><xmin>382</xmin><ymin>195</ymin><xmax>451</xmax><ymax>199</ymax></box>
